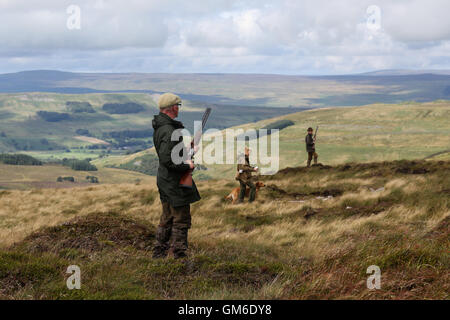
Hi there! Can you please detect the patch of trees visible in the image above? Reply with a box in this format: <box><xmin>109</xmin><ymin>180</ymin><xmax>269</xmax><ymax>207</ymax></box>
<box><xmin>103</xmin><ymin>129</ymin><xmax>153</xmax><ymax>139</ymax></box>
<box><xmin>66</xmin><ymin>101</ymin><xmax>96</xmax><ymax>113</ymax></box>
<box><xmin>444</xmin><ymin>86</ymin><xmax>450</xmax><ymax>97</ymax></box>
<box><xmin>75</xmin><ymin>129</ymin><xmax>91</xmax><ymax>136</ymax></box>
<box><xmin>261</xmin><ymin>119</ymin><xmax>295</xmax><ymax>132</ymax></box>
<box><xmin>236</xmin><ymin>119</ymin><xmax>295</xmax><ymax>141</ymax></box>
<box><xmin>113</xmin><ymin>154</ymin><xmax>159</xmax><ymax>176</ymax></box>
<box><xmin>86</xmin><ymin>176</ymin><xmax>99</xmax><ymax>183</ymax></box>
<box><xmin>57</xmin><ymin>176</ymin><xmax>75</xmax><ymax>182</ymax></box>
<box><xmin>102</xmin><ymin>102</ymin><xmax>145</xmax><ymax>114</ymax></box>
<box><xmin>257</xmin><ymin>119</ymin><xmax>295</xmax><ymax>138</ymax></box>
<box><xmin>62</xmin><ymin>158</ymin><xmax>98</xmax><ymax>171</ymax></box>
<box><xmin>86</xmin><ymin>144</ymin><xmax>108</xmax><ymax>150</ymax></box>
<box><xmin>0</xmin><ymin>153</ymin><xmax>42</xmax><ymax>165</ymax></box>
<box><xmin>37</xmin><ymin>111</ymin><xmax>71</xmax><ymax>122</ymax></box>
<box><xmin>110</xmin><ymin>139</ymin><xmax>151</xmax><ymax>149</ymax></box>
<box><xmin>4</xmin><ymin>138</ymin><xmax>62</xmax><ymax>151</ymax></box>
<box><xmin>126</xmin><ymin>149</ymin><xmax>143</xmax><ymax>155</ymax></box>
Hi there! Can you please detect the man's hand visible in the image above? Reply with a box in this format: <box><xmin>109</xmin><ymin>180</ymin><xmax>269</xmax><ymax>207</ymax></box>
<box><xmin>254</xmin><ymin>166</ymin><xmax>259</xmax><ymax>172</ymax></box>
<box><xmin>186</xmin><ymin>159</ymin><xmax>195</xmax><ymax>170</ymax></box>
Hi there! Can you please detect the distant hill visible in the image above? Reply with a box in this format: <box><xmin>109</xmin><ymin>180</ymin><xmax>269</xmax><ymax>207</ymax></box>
<box><xmin>108</xmin><ymin>100</ymin><xmax>449</xmax><ymax>180</ymax></box>
<box><xmin>0</xmin><ymin>92</ymin><xmax>304</xmax><ymax>157</ymax></box>
<box><xmin>359</xmin><ymin>69</ymin><xmax>450</xmax><ymax>76</ymax></box>
<box><xmin>1</xmin><ymin>70</ymin><xmax>450</xmax><ymax>107</ymax></box>
<box><xmin>1</xmin><ymin>70</ymin><xmax>449</xmax><ymax>167</ymax></box>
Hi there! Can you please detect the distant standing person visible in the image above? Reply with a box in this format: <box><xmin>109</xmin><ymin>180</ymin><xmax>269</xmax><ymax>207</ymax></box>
<box><xmin>236</xmin><ymin>147</ymin><xmax>258</xmax><ymax>203</ymax></box>
<box><xmin>152</xmin><ymin>93</ymin><xmax>200</xmax><ymax>259</ymax></box>
<box><xmin>305</xmin><ymin>127</ymin><xmax>318</xmax><ymax>167</ymax></box>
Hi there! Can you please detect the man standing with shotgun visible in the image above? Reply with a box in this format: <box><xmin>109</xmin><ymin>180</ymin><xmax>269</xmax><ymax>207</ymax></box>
<box><xmin>152</xmin><ymin>93</ymin><xmax>207</xmax><ymax>259</ymax></box>
<box><xmin>236</xmin><ymin>147</ymin><xmax>258</xmax><ymax>203</ymax></box>
<box><xmin>305</xmin><ymin>126</ymin><xmax>318</xmax><ymax>167</ymax></box>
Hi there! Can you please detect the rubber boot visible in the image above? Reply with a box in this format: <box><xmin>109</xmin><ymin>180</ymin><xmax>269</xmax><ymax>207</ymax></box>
<box><xmin>171</xmin><ymin>228</ymin><xmax>189</xmax><ymax>259</ymax></box>
<box><xmin>248</xmin><ymin>185</ymin><xmax>256</xmax><ymax>203</ymax></box>
<box><xmin>152</xmin><ymin>226</ymin><xmax>171</xmax><ymax>258</ymax></box>
<box><xmin>238</xmin><ymin>182</ymin><xmax>246</xmax><ymax>203</ymax></box>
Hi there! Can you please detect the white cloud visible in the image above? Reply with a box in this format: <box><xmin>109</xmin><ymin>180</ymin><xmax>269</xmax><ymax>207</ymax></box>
<box><xmin>0</xmin><ymin>0</ymin><xmax>449</xmax><ymax>74</ymax></box>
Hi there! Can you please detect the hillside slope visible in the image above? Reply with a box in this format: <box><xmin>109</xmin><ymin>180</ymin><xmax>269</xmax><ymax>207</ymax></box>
<box><xmin>0</xmin><ymin>163</ymin><xmax>155</xmax><ymax>190</ymax></box>
<box><xmin>97</xmin><ymin>100</ymin><xmax>450</xmax><ymax>180</ymax></box>
<box><xmin>2</xmin><ymin>70</ymin><xmax>450</xmax><ymax>107</ymax></box>
<box><xmin>0</xmin><ymin>92</ymin><xmax>302</xmax><ymax>157</ymax></box>
<box><xmin>0</xmin><ymin>160</ymin><xmax>448</xmax><ymax>299</ymax></box>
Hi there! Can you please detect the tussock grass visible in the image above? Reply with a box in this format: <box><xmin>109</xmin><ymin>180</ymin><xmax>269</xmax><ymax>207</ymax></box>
<box><xmin>0</xmin><ymin>160</ymin><xmax>448</xmax><ymax>299</ymax></box>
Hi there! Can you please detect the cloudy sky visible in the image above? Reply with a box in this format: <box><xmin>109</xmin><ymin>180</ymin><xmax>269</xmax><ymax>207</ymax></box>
<box><xmin>1</xmin><ymin>0</ymin><xmax>450</xmax><ymax>74</ymax></box>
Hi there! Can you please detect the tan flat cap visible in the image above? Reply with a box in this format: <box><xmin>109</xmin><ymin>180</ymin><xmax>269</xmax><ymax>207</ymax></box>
<box><xmin>158</xmin><ymin>93</ymin><xmax>181</xmax><ymax>110</ymax></box>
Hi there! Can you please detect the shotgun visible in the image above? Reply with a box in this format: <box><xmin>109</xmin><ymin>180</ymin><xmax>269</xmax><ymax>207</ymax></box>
<box><xmin>313</xmin><ymin>125</ymin><xmax>319</xmax><ymax>142</ymax></box>
<box><xmin>179</xmin><ymin>107</ymin><xmax>212</xmax><ymax>188</ymax></box>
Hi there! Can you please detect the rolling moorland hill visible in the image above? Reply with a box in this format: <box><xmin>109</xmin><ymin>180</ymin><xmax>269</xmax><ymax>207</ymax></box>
<box><xmin>1</xmin><ymin>100</ymin><xmax>448</xmax><ymax>190</ymax></box>
<box><xmin>1</xmin><ymin>70</ymin><xmax>449</xmax><ymax>168</ymax></box>
<box><xmin>1</xmin><ymin>70</ymin><xmax>450</xmax><ymax>107</ymax></box>
<box><xmin>0</xmin><ymin>74</ymin><xmax>447</xmax><ymax>299</ymax></box>
<box><xmin>0</xmin><ymin>162</ymin><xmax>155</xmax><ymax>190</ymax></box>
<box><xmin>0</xmin><ymin>92</ymin><xmax>303</xmax><ymax>157</ymax></box>
<box><xmin>95</xmin><ymin>100</ymin><xmax>450</xmax><ymax>180</ymax></box>
<box><xmin>0</xmin><ymin>159</ymin><xmax>448</xmax><ymax>299</ymax></box>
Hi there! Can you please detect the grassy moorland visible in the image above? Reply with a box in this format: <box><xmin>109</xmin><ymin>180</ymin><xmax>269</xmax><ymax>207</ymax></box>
<box><xmin>97</xmin><ymin>100</ymin><xmax>450</xmax><ymax>180</ymax></box>
<box><xmin>0</xmin><ymin>160</ymin><xmax>448</xmax><ymax>299</ymax></box>
<box><xmin>3</xmin><ymin>70</ymin><xmax>449</xmax><ymax>107</ymax></box>
<box><xmin>0</xmin><ymin>92</ymin><xmax>158</xmax><ymax>157</ymax></box>
<box><xmin>258</xmin><ymin>100</ymin><xmax>450</xmax><ymax>168</ymax></box>
<box><xmin>0</xmin><ymin>98</ymin><xmax>448</xmax><ymax>299</ymax></box>
<box><xmin>0</xmin><ymin>92</ymin><xmax>302</xmax><ymax>159</ymax></box>
<box><xmin>0</xmin><ymin>163</ymin><xmax>155</xmax><ymax>190</ymax></box>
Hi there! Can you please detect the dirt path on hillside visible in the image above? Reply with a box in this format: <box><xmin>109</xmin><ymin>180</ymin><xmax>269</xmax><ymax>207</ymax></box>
<box><xmin>74</xmin><ymin>136</ymin><xmax>110</xmax><ymax>145</ymax></box>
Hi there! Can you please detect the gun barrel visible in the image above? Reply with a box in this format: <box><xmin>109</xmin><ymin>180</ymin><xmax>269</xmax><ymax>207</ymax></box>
<box><xmin>202</xmin><ymin>108</ymin><xmax>211</xmax><ymax>128</ymax></box>
<box><xmin>192</xmin><ymin>107</ymin><xmax>212</xmax><ymax>147</ymax></box>
<box><xmin>181</xmin><ymin>107</ymin><xmax>212</xmax><ymax>188</ymax></box>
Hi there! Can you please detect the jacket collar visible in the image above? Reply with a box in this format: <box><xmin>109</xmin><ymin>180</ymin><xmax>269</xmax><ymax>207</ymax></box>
<box><xmin>153</xmin><ymin>112</ymin><xmax>184</xmax><ymax>130</ymax></box>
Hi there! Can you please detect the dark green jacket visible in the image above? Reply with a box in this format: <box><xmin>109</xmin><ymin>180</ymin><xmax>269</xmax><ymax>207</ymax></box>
<box><xmin>305</xmin><ymin>134</ymin><xmax>315</xmax><ymax>152</ymax></box>
<box><xmin>152</xmin><ymin>112</ymin><xmax>201</xmax><ymax>207</ymax></box>
<box><xmin>236</xmin><ymin>155</ymin><xmax>255</xmax><ymax>183</ymax></box>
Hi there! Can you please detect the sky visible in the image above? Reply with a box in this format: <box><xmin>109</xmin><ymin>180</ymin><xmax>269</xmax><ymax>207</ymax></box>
<box><xmin>1</xmin><ymin>0</ymin><xmax>450</xmax><ymax>75</ymax></box>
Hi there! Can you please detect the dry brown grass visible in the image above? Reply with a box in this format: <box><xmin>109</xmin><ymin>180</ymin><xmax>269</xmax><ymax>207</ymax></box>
<box><xmin>0</xmin><ymin>160</ymin><xmax>448</xmax><ymax>299</ymax></box>
<box><xmin>0</xmin><ymin>184</ymin><xmax>161</xmax><ymax>247</ymax></box>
